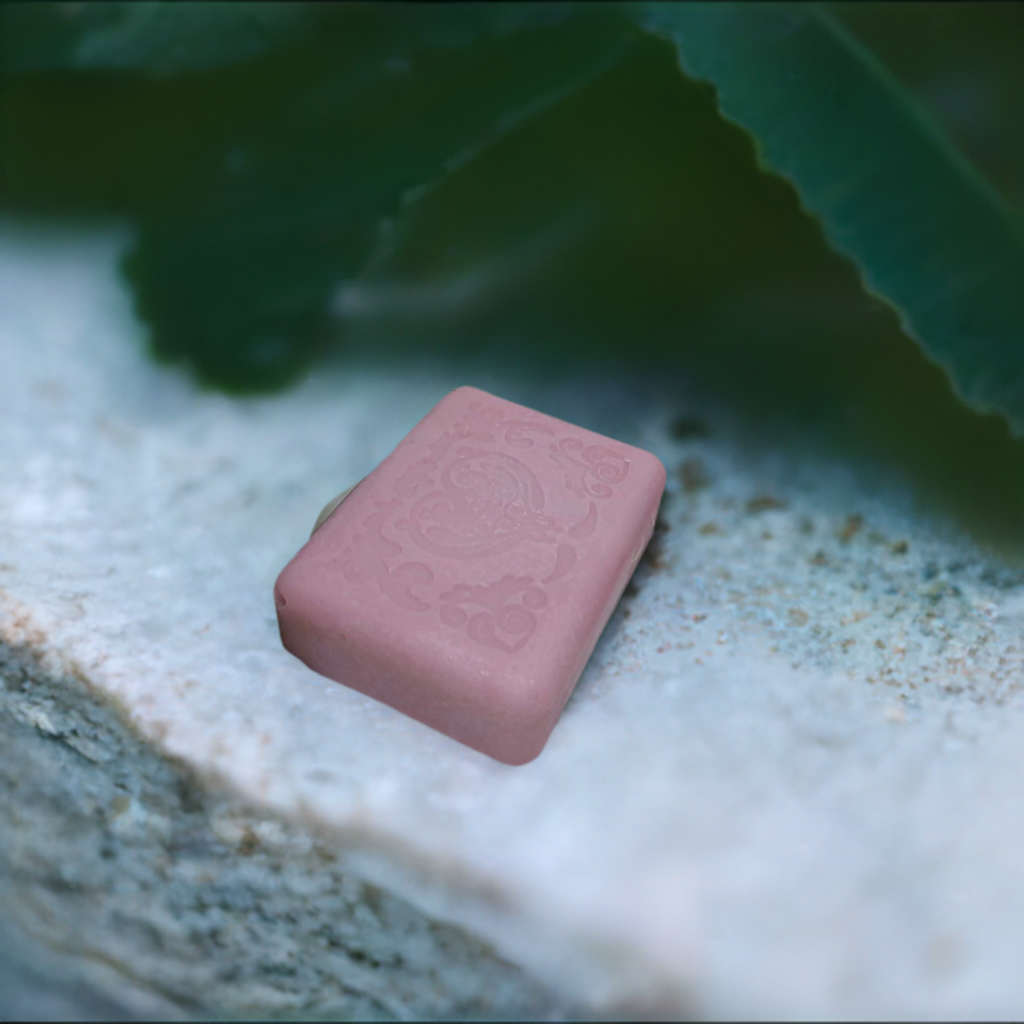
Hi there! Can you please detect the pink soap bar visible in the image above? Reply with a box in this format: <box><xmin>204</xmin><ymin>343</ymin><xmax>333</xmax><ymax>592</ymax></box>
<box><xmin>274</xmin><ymin>387</ymin><xmax>666</xmax><ymax>765</ymax></box>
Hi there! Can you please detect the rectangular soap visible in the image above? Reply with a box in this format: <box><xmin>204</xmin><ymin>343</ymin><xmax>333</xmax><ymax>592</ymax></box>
<box><xmin>274</xmin><ymin>386</ymin><xmax>666</xmax><ymax>765</ymax></box>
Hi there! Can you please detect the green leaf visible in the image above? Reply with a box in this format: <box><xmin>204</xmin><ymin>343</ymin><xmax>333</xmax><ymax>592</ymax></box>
<box><xmin>117</xmin><ymin>6</ymin><xmax>634</xmax><ymax>391</ymax></box>
<box><xmin>0</xmin><ymin>3</ymin><xmax>589</xmax><ymax>78</ymax></box>
<box><xmin>828</xmin><ymin>2</ymin><xmax>1024</xmax><ymax>213</ymax></box>
<box><xmin>337</xmin><ymin>29</ymin><xmax>825</xmax><ymax>366</ymax></box>
<box><xmin>635</xmin><ymin>2</ymin><xmax>1024</xmax><ymax>435</ymax></box>
<box><xmin>0</xmin><ymin>2</ymin><xmax>317</xmax><ymax>76</ymax></box>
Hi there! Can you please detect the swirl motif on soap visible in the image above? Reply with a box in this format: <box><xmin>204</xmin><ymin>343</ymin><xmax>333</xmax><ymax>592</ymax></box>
<box><xmin>453</xmin><ymin>402</ymin><xmax>555</xmax><ymax>449</ymax></box>
<box><xmin>397</xmin><ymin>447</ymin><xmax>561</xmax><ymax>559</ymax></box>
<box><xmin>440</xmin><ymin>575</ymin><xmax>548</xmax><ymax>653</ymax></box>
<box><xmin>329</xmin><ymin>498</ymin><xmax>434</xmax><ymax>611</ymax></box>
<box><xmin>330</xmin><ymin>401</ymin><xmax>629</xmax><ymax>640</ymax></box>
<box><xmin>548</xmin><ymin>438</ymin><xmax>630</xmax><ymax>500</ymax></box>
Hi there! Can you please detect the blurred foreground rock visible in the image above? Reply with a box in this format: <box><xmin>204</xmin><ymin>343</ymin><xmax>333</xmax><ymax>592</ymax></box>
<box><xmin>1</xmin><ymin>227</ymin><xmax>1022</xmax><ymax>1020</ymax></box>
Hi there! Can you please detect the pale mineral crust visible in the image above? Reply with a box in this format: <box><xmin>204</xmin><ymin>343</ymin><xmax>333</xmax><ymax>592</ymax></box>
<box><xmin>1</xmin><ymin>227</ymin><xmax>1023</xmax><ymax>1020</ymax></box>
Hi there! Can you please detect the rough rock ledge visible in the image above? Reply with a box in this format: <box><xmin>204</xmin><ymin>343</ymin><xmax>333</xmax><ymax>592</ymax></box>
<box><xmin>2</xmin><ymin>227</ymin><xmax>1023</xmax><ymax>1020</ymax></box>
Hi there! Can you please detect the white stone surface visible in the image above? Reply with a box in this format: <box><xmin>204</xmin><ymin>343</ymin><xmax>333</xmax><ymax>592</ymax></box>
<box><xmin>2</xmin><ymin>224</ymin><xmax>1023</xmax><ymax>1019</ymax></box>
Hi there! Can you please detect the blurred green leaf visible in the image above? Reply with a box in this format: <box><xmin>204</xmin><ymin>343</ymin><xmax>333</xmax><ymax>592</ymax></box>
<box><xmin>5</xmin><ymin>4</ymin><xmax>1024</xmax><ymax>544</ymax></box>
<box><xmin>829</xmin><ymin>2</ymin><xmax>1024</xmax><ymax>212</ymax></box>
<box><xmin>1</xmin><ymin>5</ymin><xmax>634</xmax><ymax>390</ymax></box>
<box><xmin>638</xmin><ymin>2</ymin><xmax>1024</xmax><ymax>436</ymax></box>
<box><xmin>112</xmin><ymin>6</ymin><xmax>633</xmax><ymax>390</ymax></box>
<box><xmin>339</xmin><ymin>29</ymin><xmax>835</xmax><ymax>366</ymax></box>
<box><xmin>0</xmin><ymin>2</ymin><xmax>317</xmax><ymax>76</ymax></box>
<box><xmin>3</xmin><ymin>1</ymin><xmax>1024</xmax><ymax>458</ymax></box>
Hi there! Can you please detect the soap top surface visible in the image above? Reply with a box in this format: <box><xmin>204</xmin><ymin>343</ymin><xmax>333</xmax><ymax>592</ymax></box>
<box><xmin>275</xmin><ymin>386</ymin><xmax>666</xmax><ymax>761</ymax></box>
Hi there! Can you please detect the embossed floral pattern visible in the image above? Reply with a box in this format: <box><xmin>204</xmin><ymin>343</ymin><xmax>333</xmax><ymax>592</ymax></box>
<box><xmin>329</xmin><ymin>498</ymin><xmax>435</xmax><ymax>610</ymax></box>
<box><xmin>548</xmin><ymin>438</ymin><xmax>630</xmax><ymax>499</ymax></box>
<box><xmin>440</xmin><ymin>575</ymin><xmax>548</xmax><ymax>653</ymax></box>
<box><xmin>397</xmin><ymin>448</ymin><xmax>561</xmax><ymax>559</ymax></box>
<box><xmin>332</xmin><ymin>398</ymin><xmax>631</xmax><ymax>653</ymax></box>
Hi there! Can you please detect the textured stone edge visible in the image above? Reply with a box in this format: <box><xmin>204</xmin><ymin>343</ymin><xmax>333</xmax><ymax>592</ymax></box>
<box><xmin>0</xmin><ymin>629</ymin><xmax>580</xmax><ymax>1022</ymax></box>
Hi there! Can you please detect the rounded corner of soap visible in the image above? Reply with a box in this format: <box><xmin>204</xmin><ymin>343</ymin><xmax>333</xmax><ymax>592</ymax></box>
<box><xmin>495</xmin><ymin>741</ymin><xmax>548</xmax><ymax>768</ymax></box>
<box><xmin>484</xmin><ymin>718</ymin><xmax>553</xmax><ymax>767</ymax></box>
<box><xmin>443</xmin><ymin>384</ymin><xmax>493</xmax><ymax>406</ymax></box>
<box><xmin>492</xmin><ymin>679</ymin><xmax>567</xmax><ymax>764</ymax></box>
<box><xmin>273</xmin><ymin>554</ymin><xmax>318</xmax><ymax>623</ymax></box>
<box><xmin>273</xmin><ymin>561</ymin><xmax>294</xmax><ymax>608</ymax></box>
<box><xmin>629</xmin><ymin>446</ymin><xmax>667</xmax><ymax>506</ymax></box>
<box><xmin>648</xmin><ymin>451</ymin><xmax>668</xmax><ymax>493</ymax></box>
